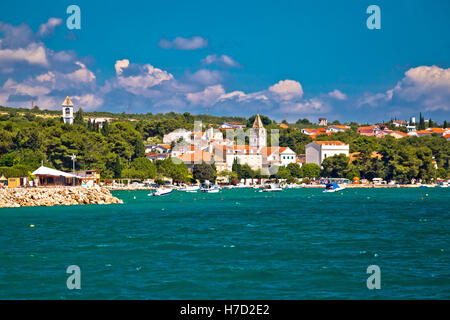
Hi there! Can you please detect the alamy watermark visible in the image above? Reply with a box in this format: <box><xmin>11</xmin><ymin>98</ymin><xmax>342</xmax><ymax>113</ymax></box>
<box><xmin>66</xmin><ymin>265</ymin><xmax>81</xmax><ymax>290</ymax></box>
<box><xmin>366</xmin><ymin>5</ymin><xmax>381</xmax><ymax>30</ymax></box>
<box><xmin>66</xmin><ymin>5</ymin><xmax>81</xmax><ymax>30</ymax></box>
<box><xmin>366</xmin><ymin>265</ymin><xmax>381</xmax><ymax>290</ymax></box>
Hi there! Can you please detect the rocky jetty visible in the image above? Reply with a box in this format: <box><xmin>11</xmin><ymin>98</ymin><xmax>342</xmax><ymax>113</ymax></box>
<box><xmin>0</xmin><ymin>187</ymin><xmax>123</xmax><ymax>208</ymax></box>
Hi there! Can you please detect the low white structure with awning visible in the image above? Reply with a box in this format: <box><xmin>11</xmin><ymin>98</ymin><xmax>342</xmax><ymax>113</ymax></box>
<box><xmin>32</xmin><ymin>166</ymin><xmax>80</xmax><ymax>186</ymax></box>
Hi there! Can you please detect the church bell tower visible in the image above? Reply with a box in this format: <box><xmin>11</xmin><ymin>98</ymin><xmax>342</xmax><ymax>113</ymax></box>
<box><xmin>62</xmin><ymin>96</ymin><xmax>74</xmax><ymax>125</ymax></box>
<box><xmin>249</xmin><ymin>114</ymin><xmax>266</xmax><ymax>151</ymax></box>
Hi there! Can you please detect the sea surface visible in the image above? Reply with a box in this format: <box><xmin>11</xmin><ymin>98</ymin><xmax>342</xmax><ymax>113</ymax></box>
<box><xmin>0</xmin><ymin>188</ymin><xmax>449</xmax><ymax>299</ymax></box>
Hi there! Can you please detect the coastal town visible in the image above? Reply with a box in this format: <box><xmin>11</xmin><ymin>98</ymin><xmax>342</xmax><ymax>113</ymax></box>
<box><xmin>0</xmin><ymin>96</ymin><xmax>449</xmax><ymax>206</ymax></box>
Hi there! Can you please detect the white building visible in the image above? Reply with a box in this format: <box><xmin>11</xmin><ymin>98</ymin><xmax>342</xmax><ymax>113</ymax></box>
<box><xmin>90</xmin><ymin>117</ymin><xmax>112</xmax><ymax>129</ymax></box>
<box><xmin>260</xmin><ymin>146</ymin><xmax>297</xmax><ymax>167</ymax></box>
<box><xmin>318</xmin><ymin>118</ymin><xmax>327</xmax><ymax>126</ymax></box>
<box><xmin>212</xmin><ymin>145</ymin><xmax>262</xmax><ymax>172</ymax></box>
<box><xmin>305</xmin><ymin>141</ymin><xmax>349</xmax><ymax>166</ymax></box>
<box><xmin>163</xmin><ymin>129</ymin><xmax>191</xmax><ymax>144</ymax></box>
<box><xmin>392</xmin><ymin>120</ymin><xmax>408</xmax><ymax>127</ymax></box>
<box><xmin>62</xmin><ymin>96</ymin><xmax>74</xmax><ymax>124</ymax></box>
<box><xmin>326</xmin><ymin>125</ymin><xmax>350</xmax><ymax>133</ymax></box>
<box><xmin>219</xmin><ymin>122</ymin><xmax>245</xmax><ymax>129</ymax></box>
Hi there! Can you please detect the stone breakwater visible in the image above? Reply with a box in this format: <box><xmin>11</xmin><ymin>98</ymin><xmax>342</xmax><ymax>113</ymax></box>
<box><xmin>0</xmin><ymin>187</ymin><xmax>123</xmax><ymax>208</ymax></box>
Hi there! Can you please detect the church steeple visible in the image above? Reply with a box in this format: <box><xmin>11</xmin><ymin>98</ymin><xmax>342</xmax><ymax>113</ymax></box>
<box><xmin>62</xmin><ymin>96</ymin><xmax>74</xmax><ymax>125</ymax></box>
<box><xmin>250</xmin><ymin>114</ymin><xmax>266</xmax><ymax>151</ymax></box>
<box><xmin>252</xmin><ymin>114</ymin><xmax>264</xmax><ymax>129</ymax></box>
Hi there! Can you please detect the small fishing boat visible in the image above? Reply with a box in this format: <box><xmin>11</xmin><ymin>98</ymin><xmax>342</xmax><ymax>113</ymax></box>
<box><xmin>259</xmin><ymin>183</ymin><xmax>283</xmax><ymax>192</ymax></box>
<box><xmin>323</xmin><ymin>183</ymin><xmax>345</xmax><ymax>193</ymax></box>
<box><xmin>149</xmin><ymin>188</ymin><xmax>173</xmax><ymax>196</ymax></box>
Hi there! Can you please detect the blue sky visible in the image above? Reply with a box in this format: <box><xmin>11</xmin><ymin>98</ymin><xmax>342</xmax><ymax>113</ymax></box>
<box><xmin>0</xmin><ymin>0</ymin><xmax>449</xmax><ymax>122</ymax></box>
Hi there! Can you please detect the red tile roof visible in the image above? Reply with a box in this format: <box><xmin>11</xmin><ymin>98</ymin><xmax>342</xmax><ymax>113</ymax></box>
<box><xmin>314</xmin><ymin>141</ymin><xmax>346</xmax><ymax>146</ymax></box>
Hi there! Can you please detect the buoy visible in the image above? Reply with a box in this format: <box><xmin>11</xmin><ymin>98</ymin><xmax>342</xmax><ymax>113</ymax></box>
<box><xmin>426</xmin><ymin>194</ymin><xmax>428</xmax><ymax>197</ymax></box>
<box><xmin>30</xmin><ymin>225</ymin><xmax>35</xmax><ymax>228</ymax></box>
<box><xmin>221</xmin><ymin>198</ymin><xmax>223</xmax><ymax>200</ymax></box>
<box><xmin>133</xmin><ymin>196</ymin><xmax>136</xmax><ymax>200</ymax></box>
<box><xmin>194</xmin><ymin>198</ymin><xmax>196</xmax><ymax>200</ymax></box>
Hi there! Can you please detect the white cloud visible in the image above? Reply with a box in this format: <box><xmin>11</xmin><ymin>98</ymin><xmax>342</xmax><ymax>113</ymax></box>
<box><xmin>269</xmin><ymin>80</ymin><xmax>303</xmax><ymax>100</ymax></box>
<box><xmin>65</xmin><ymin>62</ymin><xmax>96</xmax><ymax>83</ymax></box>
<box><xmin>114</xmin><ymin>59</ymin><xmax>130</xmax><ymax>75</ymax></box>
<box><xmin>114</xmin><ymin>60</ymin><xmax>174</xmax><ymax>94</ymax></box>
<box><xmin>279</xmin><ymin>98</ymin><xmax>326</xmax><ymax>114</ymax></box>
<box><xmin>36</xmin><ymin>71</ymin><xmax>56</xmax><ymax>83</ymax></box>
<box><xmin>71</xmin><ymin>94</ymin><xmax>103</xmax><ymax>110</ymax></box>
<box><xmin>202</xmin><ymin>54</ymin><xmax>240</xmax><ymax>68</ymax></box>
<box><xmin>2</xmin><ymin>78</ymin><xmax>51</xmax><ymax>97</ymax></box>
<box><xmin>218</xmin><ymin>90</ymin><xmax>268</xmax><ymax>103</ymax></box>
<box><xmin>158</xmin><ymin>36</ymin><xmax>208</xmax><ymax>50</ymax></box>
<box><xmin>186</xmin><ymin>85</ymin><xmax>225</xmax><ymax>106</ymax></box>
<box><xmin>0</xmin><ymin>43</ymin><xmax>48</xmax><ymax>66</ymax></box>
<box><xmin>328</xmin><ymin>89</ymin><xmax>347</xmax><ymax>100</ymax></box>
<box><xmin>359</xmin><ymin>65</ymin><xmax>450</xmax><ymax>112</ymax></box>
<box><xmin>186</xmin><ymin>69</ymin><xmax>223</xmax><ymax>85</ymax></box>
<box><xmin>38</xmin><ymin>18</ymin><xmax>63</xmax><ymax>37</ymax></box>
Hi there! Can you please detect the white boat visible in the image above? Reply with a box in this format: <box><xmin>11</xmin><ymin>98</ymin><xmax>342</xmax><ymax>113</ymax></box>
<box><xmin>178</xmin><ymin>185</ymin><xmax>200</xmax><ymax>193</ymax></box>
<box><xmin>200</xmin><ymin>182</ymin><xmax>220</xmax><ymax>193</ymax></box>
<box><xmin>259</xmin><ymin>183</ymin><xmax>283</xmax><ymax>192</ymax></box>
<box><xmin>149</xmin><ymin>188</ymin><xmax>173</xmax><ymax>196</ymax></box>
<box><xmin>323</xmin><ymin>183</ymin><xmax>345</xmax><ymax>193</ymax></box>
<box><xmin>437</xmin><ymin>181</ymin><xmax>449</xmax><ymax>188</ymax></box>
<box><xmin>235</xmin><ymin>184</ymin><xmax>252</xmax><ymax>189</ymax></box>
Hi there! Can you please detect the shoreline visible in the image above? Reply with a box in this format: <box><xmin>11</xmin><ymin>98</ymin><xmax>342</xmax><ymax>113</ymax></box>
<box><xmin>105</xmin><ymin>184</ymin><xmax>434</xmax><ymax>191</ymax></box>
<box><xmin>0</xmin><ymin>186</ymin><xmax>123</xmax><ymax>208</ymax></box>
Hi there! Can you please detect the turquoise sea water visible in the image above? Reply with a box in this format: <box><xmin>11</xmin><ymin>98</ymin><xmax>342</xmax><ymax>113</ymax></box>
<box><xmin>0</xmin><ymin>188</ymin><xmax>449</xmax><ymax>299</ymax></box>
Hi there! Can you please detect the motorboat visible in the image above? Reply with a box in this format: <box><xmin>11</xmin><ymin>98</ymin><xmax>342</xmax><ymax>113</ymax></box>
<box><xmin>149</xmin><ymin>188</ymin><xmax>173</xmax><ymax>196</ymax></box>
<box><xmin>200</xmin><ymin>182</ymin><xmax>220</xmax><ymax>193</ymax></box>
<box><xmin>259</xmin><ymin>183</ymin><xmax>283</xmax><ymax>192</ymax></box>
<box><xmin>178</xmin><ymin>185</ymin><xmax>200</xmax><ymax>193</ymax></box>
<box><xmin>323</xmin><ymin>183</ymin><xmax>345</xmax><ymax>193</ymax></box>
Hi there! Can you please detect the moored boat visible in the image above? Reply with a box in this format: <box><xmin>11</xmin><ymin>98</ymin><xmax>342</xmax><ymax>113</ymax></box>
<box><xmin>178</xmin><ymin>185</ymin><xmax>200</xmax><ymax>193</ymax></box>
<box><xmin>323</xmin><ymin>183</ymin><xmax>345</xmax><ymax>193</ymax></box>
<box><xmin>200</xmin><ymin>182</ymin><xmax>220</xmax><ymax>193</ymax></box>
<box><xmin>259</xmin><ymin>183</ymin><xmax>283</xmax><ymax>192</ymax></box>
<box><xmin>149</xmin><ymin>188</ymin><xmax>173</xmax><ymax>196</ymax></box>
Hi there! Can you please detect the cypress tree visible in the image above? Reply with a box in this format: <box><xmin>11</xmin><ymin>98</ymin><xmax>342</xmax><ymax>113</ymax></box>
<box><xmin>113</xmin><ymin>155</ymin><xmax>122</xmax><ymax>179</ymax></box>
<box><xmin>232</xmin><ymin>158</ymin><xmax>242</xmax><ymax>180</ymax></box>
<box><xmin>444</xmin><ymin>120</ymin><xmax>448</xmax><ymax>129</ymax></box>
<box><xmin>101</xmin><ymin>121</ymin><xmax>110</xmax><ymax>136</ymax></box>
<box><xmin>74</xmin><ymin>108</ymin><xmax>84</xmax><ymax>125</ymax></box>
<box><xmin>134</xmin><ymin>139</ymin><xmax>145</xmax><ymax>158</ymax></box>
<box><xmin>419</xmin><ymin>113</ymin><xmax>425</xmax><ymax>130</ymax></box>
